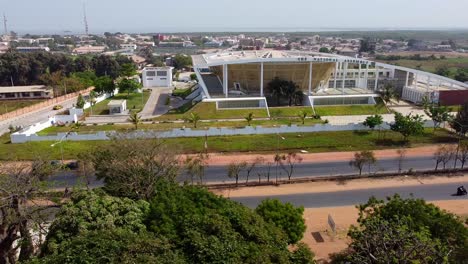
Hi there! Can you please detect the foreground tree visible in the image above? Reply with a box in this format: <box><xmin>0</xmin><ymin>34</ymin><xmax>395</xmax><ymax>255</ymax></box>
<box><xmin>456</xmin><ymin>140</ymin><xmax>468</xmax><ymax>168</ymax></box>
<box><xmin>336</xmin><ymin>195</ymin><xmax>468</xmax><ymax>263</ymax></box>
<box><xmin>349</xmin><ymin>150</ymin><xmax>377</xmax><ymax>176</ymax></box>
<box><xmin>390</xmin><ymin>112</ymin><xmax>425</xmax><ymax>141</ymax></box>
<box><xmin>255</xmin><ymin>199</ymin><xmax>306</xmax><ymax>244</ymax></box>
<box><xmin>268</xmin><ymin>77</ymin><xmax>287</xmax><ymax>106</ymax></box>
<box><xmin>334</xmin><ymin>217</ymin><xmax>450</xmax><ymax>263</ymax></box>
<box><xmin>146</xmin><ymin>183</ymin><xmax>314</xmax><ymax>263</ymax></box>
<box><xmin>0</xmin><ymin>160</ymin><xmax>57</xmax><ymax>263</ymax></box>
<box><xmin>90</xmin><ymin>138</ymin><xmax>179</xmax><ymax>200</ymax></box>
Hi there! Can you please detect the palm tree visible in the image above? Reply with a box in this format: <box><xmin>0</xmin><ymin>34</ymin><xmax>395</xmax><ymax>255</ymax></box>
<box><xmin>129</xmin><ymin>112</ymin><xmax>142</xmax><ymax>130</ymax></box>
<box><xmin>268</xmin><ymin>77</ymin><xmax>286</xmax><ymax>106</ymax></box>
<box><xmin>283</xmin><ymin>81</ymin><xmax>298</xmax><ymax>106</ymax></box>
<box><xmin>186</xmin><ymin>113</ymin><xmax>201</xmax><ymax>128</ymax></box>
<box><xmin>380</xmin><ymin>84</ymin><xmax>399</xmax><ymax>105</ymax></box>
<box><xmin>297</xmin><ymin>110</ymin><xmax>307</xmax><ymax>125</ymax></box>
<box><xmin>245</xmin><ymin>112</ymin><xmax>254</xmax><ymax>126</ymax></box>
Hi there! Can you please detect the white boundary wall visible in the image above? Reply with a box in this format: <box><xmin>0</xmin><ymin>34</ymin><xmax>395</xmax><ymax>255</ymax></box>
<box><xmin>11</xmin><ymin>120</ymin><xmax>435</xmax><ymax>144</ymax></box>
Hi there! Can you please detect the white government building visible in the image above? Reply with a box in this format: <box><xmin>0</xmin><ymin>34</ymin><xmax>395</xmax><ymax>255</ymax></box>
<box><xmin>191</xmin><ymin>50</ymin><xmax>468</xmax><ymax>110</ymax></box>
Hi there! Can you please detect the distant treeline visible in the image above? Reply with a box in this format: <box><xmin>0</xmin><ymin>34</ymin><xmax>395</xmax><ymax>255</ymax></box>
<box><xmin>0</xmin><ymin>51</ymin><xmax>133</xmax><ymax>87</ymax></box>
<box><xmin>375</xmin><ymin>54</ymin><xmax>446</xmax><ymax>61</ymax></box>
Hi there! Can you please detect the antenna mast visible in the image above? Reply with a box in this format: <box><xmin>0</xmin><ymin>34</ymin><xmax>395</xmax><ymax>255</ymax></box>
<box><xmin>83</xmin><ymin>4</ymin><xmax>89</xmax><ymax>36</ymax></box>
<box><xmin>3</xmin><ymin>13</ymin><xmax>7</xmax><ymax>36</ymax></box>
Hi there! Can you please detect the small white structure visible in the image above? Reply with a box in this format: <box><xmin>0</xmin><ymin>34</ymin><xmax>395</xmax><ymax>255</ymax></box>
<box><xmin>142</xmin><ymin>67</ymin><xmax>173</xmax><ymax>88</ymax></box>
<box><xmin>108</xmin><ymin>100</ymin><xmax>127</xmax><ymax>114</ymax></box>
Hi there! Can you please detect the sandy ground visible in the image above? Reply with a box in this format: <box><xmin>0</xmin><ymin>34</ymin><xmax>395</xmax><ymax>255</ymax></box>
<box><xmin>305</xmin><ymin>200</ymin><xmax>468</xmax><ymax>262</ymax></box>
<box><xmin>200</xmin><ymin>145</ymin><xmax>446</xmax><ymax>166</ymax></box>
<box><xmin>213</xmin><ymin>175</ymin><xmax>468</xmax><ymax>262</ymax></box>
<box><xmin>213</xmin><ymin>174</ymin><xmax>468</xmax><ymax>198</ymax></box>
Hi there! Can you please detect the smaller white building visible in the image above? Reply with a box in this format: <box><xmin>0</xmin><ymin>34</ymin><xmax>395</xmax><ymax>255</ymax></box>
<box><xmin>108</xmin><ymin>100</ymin><xmax>127</xmax><ymax>114</ymax></box>
<box><xmin>142</xmin><ymin>67</ymin><xmax>173</xmax><ymax>88</ymax></box>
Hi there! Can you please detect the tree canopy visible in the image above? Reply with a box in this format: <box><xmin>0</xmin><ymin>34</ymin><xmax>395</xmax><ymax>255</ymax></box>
<box><xmin>255</xmin><ymin>199</ymin><xmax>306</xmax><ymax>244</ymax></box>
<box><xmin>333</xmin><ymin>195</ymin><xmax>468</xmax><ymax>263</ymax></box>
<box><xmin>390</xmin><ymin>112</ymin><xmax>425</xmax><ymax>141</ymax></box>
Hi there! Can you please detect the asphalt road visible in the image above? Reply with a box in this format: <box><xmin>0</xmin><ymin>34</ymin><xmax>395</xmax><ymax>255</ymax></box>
<box><xmin>50</xmin><ymin>155</ymin><xmax>457</xmax><ymax>188</ymax></box>
<box><xmin>0</xmin><ymin>96</ymin><xmax>78</xmax><ymax>135</ymax></box>
<box><xmin>231</xmin><ymin>182</ymin><xmax>468</xmax><ymax>208</ymax></box>
<box><xmin>179</xmin><ymin>156</ymin><xmax>455</xmax><ymax>184</ymax></box>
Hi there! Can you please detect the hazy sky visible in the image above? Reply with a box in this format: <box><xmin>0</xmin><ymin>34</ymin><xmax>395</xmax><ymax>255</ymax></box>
<box><xmin>1</xmin><ymin>0</ymin><xmax>468</xmax><ymax>34</ymax></box>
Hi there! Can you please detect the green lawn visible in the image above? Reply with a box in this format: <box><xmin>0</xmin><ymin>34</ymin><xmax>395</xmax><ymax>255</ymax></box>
<box><xmin>155</xmin><ymin>102</ymin><xmax>269</xmax><ymax>121</ymax></box>
<box><xmin>85</xmin><ymin>91</ymin><xmax>150</xmax><ymax>115</ymax></box>
<box><xmin>314</xmin><ymin>99</ymin><xmax>390</xmax><ymax>116</ymax></box>
<box><xmin>0</xmin><ymin>100</ymin><xmax>45</xmax><ymax>115</ymax></box>
<box><xmin>269</xmin><ymin>107</ymin><xmax>314</xmax><ymax>118</ymax></box>
<box><xmin>37</xmin><ymin>118</ymin><xmax>324</xmax><ymax>135</ymax></box>
<box><xmin>0</xmin><ymin>128</ymin><xmax>456</xmax><ymax>160</ymax></box>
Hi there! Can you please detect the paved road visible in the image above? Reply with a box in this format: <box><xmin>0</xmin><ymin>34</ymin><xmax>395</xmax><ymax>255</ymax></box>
<box><xmin>179</xmin><ymin>156</ymin><xmax>453</xmax><ymax>184</ymax></box>
<box><xmin>231</xmin><ymin>182</ymin><xmax>468</xmax><ymax>208</ymax></box>
<box><xmin>0</xmin><ymin>96</ymin><xmax>78</xmax><ymax>135</ymax></box>
<box><xmin>50</xmin><ymin>155</ymin><xmax>456</xmax><ymax>188</ymax></box>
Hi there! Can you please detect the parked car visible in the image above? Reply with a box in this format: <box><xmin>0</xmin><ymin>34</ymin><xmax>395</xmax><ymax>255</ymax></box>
<box><xmin>53</xmin><ymin>105</ymin><xmax>63</xmax><ymax>110</ymax></box>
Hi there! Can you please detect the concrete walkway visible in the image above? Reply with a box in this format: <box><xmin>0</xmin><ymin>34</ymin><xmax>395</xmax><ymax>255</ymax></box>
<box><xmin>140</xmin><ymin>88</ymin><xmax>173</xmax><ymax>119</ymax></box>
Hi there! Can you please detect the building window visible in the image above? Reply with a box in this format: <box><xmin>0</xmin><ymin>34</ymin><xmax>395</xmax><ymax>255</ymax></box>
<box><xmin>22</xmin><ymin>92</ymin><xmax>31</xmax><ymax>97</ymax></box>
<box><xmin>146</xmin><ymin>71</ymin><xmax>156</xmax><ymax>77</ymax></box>
<box><xmin>157</xmin><ymin>71</ymin><xmax>167</xmax><ymax>76</ymax></box>
<box><xmin>5</xmin><ymin>93</ymin><xmax>15</xmax><ymax>98</ymax></box>
<box><xmin>33</xmin><ymin>92</ymin><xmax>42</xmax><ymax>97</ymax></box>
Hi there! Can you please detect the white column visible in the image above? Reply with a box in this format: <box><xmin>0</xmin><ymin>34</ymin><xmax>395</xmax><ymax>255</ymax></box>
<box><xmin>358</xmin><ymin>63</ymin><xmax>362</xmax><ymax>86</ymax></box>
<box><xmin>260</xmin><ymin>62</ymin><xmax>264</xmax><ymax>97</ymax></box>
<box><xmin>414</xmin><ymin>74</ymin><xmax>418</xmax><ymax>88</ymax></box>
<box><xmin>374</xmin><ymin>65</ymin><xmax>379</xmax><ymax>90</ymax></box>
<box><xmin>223</xmin><ymin>64</ymin><xmax>228</xmax><ymax>98</ymax></box>
<box><xmin>308</xmin><ymin>62</ymin><xmax>313</xmax><ymax>95</ymax></box>
<box><xmin>365</xmin><ymin>64</ymin><xmax>369</xmax><ymax>89</ymax></box>
<box><xmin>405</xmin><ymin>71</ymin><xmax>410</xmax><ymax>87</ymax></box>
<box><xmin>333</xmin><ymin>61</ymin><xmax>339</xmax><ymax>89</ymax></box>
<box><xmin>342</xmin><ymin>62</ymin><xmax>347</xmax><ymax>94</ymax></box>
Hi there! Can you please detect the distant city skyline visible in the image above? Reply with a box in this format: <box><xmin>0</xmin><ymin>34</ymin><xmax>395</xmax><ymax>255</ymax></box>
<box><xmin>2</xmin><ymin>0</ymin><xmax>468</xmax><ymax>34</ymax></box>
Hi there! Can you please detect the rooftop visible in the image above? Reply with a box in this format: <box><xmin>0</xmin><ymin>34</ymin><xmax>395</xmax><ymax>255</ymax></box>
<box><xmin>192</xmin><ymin>50</ymin><xmax>368</xmax><ymax>67</ymax></box>
<box><xmin>107</xmin><ymin>100</ymin><xmax>126</xmax><ymax>106</ymax></box>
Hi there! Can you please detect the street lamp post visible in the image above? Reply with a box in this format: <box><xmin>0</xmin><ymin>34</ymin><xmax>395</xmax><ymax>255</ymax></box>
<box><xmin>51</xmin><ymin>132</ymin><xmax>71</xmax><ymax>164</ymax></box>
<box><xmin>275</xmin><ymin>127</ymin><xmax>285</xmax><ymax>184</ymax></box>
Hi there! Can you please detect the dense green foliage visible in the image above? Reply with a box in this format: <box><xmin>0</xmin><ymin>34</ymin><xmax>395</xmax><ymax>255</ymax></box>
<box><xmin>390</xmin><ymin>112</ymin><xmax>425</xmax><ymax>141</ymax></box>
<box><xmin>0</xmin><ymin>51</ymin><xmax>132</xmax><ymax>86</ymax></box>
<box><xmin>43</xmin><ymin>189</ymin><xmax>149</xmax><ymax>255</ymax></box>
<box><xmin>333</xmin><ymin>195</ymin><xmax>468</xmax><ymax>263</ymax></box>
<box><xmin>36</xmin><ymin>183</ymin><xmax>315</xmax><ymax>263</ymax></box>
<box><xmin>118</xmin><ymin>78</ymin><xmax>142</xmax><ymax>95</ymax></box>
<box><xmin>32</xmin><ymin>230</ymin><xmax>184</xmax><ymax>264</ymax></box>
<box><xmin>255</xmin><ymin>199</ymin><xmax>306</xmax><ymax>244</ymax></box>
